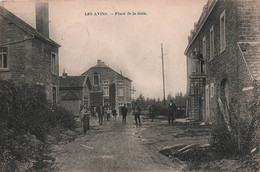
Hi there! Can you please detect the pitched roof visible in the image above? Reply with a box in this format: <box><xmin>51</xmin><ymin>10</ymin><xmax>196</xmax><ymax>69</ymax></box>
<box><xmin>59</xmin><ymin>76</ymin><xmax>86</xmax><ymax>88</ymax></box>
<box><xmin>238</xmin><ymin>42</ymin><xmax>260</xmax><ymax>81</ymax></box>
<box><xmin>81</xmin><ymin>63</ymin><xmax>132</xmax><ymax>82</ymax></box>
<box><xmin>62</xmin><ymin>91</ymin><xmax>80</xmax><ymax>100</ymax></box>
<box><xmin>0</xmin><ymin>6</ymin><xmax>60</xmax><ymax>47</ymax></box>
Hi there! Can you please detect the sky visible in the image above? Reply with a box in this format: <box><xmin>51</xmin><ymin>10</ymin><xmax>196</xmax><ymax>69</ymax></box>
<box><xmin>1</xmin><ymin>0</ymin><xmax>208</xmax><ymax>99</ymax></box>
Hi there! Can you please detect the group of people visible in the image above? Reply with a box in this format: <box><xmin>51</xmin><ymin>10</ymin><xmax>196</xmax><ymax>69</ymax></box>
<box><xmin>120</xmin><ymin>102</ymin><xmax>142</xmax><ymax>125</ymax></box>
<box><xmin>96</xmin><ymin>105</ymin><xmax>118</xmax><ymax>125</ymax></box>
<box><xmin>80</xmin><ymin>100</ymin><xmax>177</xmax><ymax>134</ymax></box>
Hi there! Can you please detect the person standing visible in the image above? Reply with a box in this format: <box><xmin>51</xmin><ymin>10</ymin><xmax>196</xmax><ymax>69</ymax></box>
<box><xmin>97</xmin><ymin>105</ymin><xmax>104</xmax><ymax>125</ymax></box>
<box><xmin>121</xmin><ymin>104</ymin><xmax>128</xmax><ymax>125</ymax></box>
<box><xmin>168</xmin><ymin>100</ymin><xmax>177</xmax><ymax>125</ymax></box>
<box><xmin>133</xmin><ymin>102</ymin><xmax>141</xmax><ymax>125</ymax></box>
<box><xmin>81</xmin><ymin>106</ymin><xmax>90</xmax><ymax>134</ymax></box>
<box><xmin>106</xmin><ymin>106</ymin><xmax>111</xmax><ymax>121</ymax></box>
<box><xmin>149</xmin><ymin>105</ymin><xmax>155</xmax><ymax>122</ymax></box>
<box><xmin>112</xmin><ymin>108</ymin><xmax>117</xmax><ymax>121</ymax></box>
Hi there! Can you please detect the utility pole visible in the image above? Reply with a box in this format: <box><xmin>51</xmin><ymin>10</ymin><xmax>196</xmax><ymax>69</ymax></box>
<box><xmin>161</xmin><ymin>43</ymin><xmax>166</xmax><ymax>105</ymax></box>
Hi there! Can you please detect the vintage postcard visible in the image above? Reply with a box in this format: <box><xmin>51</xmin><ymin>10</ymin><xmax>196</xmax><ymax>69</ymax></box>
<box><xmin>0</xmin><ymin>0</ymin><xmax>259</xmax><ymax>171</ymax></box>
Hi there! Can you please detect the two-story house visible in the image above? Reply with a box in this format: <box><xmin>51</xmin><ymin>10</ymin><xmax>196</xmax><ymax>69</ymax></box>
<box><xmin>0</xmin><ymin>3</ymin><xmax>60</xmax><ymax>103</ymax></box>
<box><xmin>185</xmin><ymin>0</ymin><xmax>260</xmax><ymax>124</ymax></box>
<box><xmin>81</xmin><ymin>60</ymin><xmax>132</xmax><ymax>113</ymax></box>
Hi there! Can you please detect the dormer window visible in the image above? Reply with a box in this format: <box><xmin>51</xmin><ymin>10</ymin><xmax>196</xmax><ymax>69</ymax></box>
<box><xmin>93</xmin><ymin>72</ymin><xmax>99</xmax><ymax>86</ymax></box>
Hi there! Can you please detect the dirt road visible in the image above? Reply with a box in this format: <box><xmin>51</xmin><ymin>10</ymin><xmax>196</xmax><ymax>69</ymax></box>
<box><xmin>53</xmin><ymin>116</ymin><xmax>178</xmax><ymax>172</ymax></box>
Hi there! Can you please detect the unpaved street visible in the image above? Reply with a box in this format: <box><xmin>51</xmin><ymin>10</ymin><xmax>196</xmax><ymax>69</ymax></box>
<box><xmin>52</xmin><ymin>116</ymin><xmax>210</xmax><ymax>172</ymax></box>
<box><xmin>53</xmin><ymin>116</ymin><xmax>178</xmax><ymax>172</ymax></box>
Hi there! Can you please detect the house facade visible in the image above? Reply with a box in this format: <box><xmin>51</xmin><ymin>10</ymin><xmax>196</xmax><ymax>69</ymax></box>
<box><xmin>81</xmin><ymin>60</ymin><xmax>132</xmax><ymax>112</ymax></box>
<box><xmin>185</xmin><ymin>0</ymin><xmax>260</xmax><ymax>124</ymax></box>
<box><xmin>0</xmin><ymin>3</ymin><xmax>60</xmax><ymax>103</ymax></box>
<box><xmin>59</xmin><ymin>72</ymin><xmax>90</xmax><ymax>116</ymax></box>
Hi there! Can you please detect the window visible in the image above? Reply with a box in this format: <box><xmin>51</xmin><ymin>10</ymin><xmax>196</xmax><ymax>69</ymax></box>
<box><xmin>117</xmin><ymin>80</ymin><xmax>124</xmax><ymax>84</ymax></box>
<box><xmin>0</xmin><ymin>47</ymin><xmax>8</xmax><ymax>69</ymax></box>
<box><xmin>210</xmin><ymin>26</ymin><xmax>214</xmax><ymax>60</ymax></box>
<box><xmin>51</xmin><ymin>52</ymin><xmax>57</xmax><ymax>74</ymax></box>
<box><xmin>93</xmin><ymin>75</ymin><xmax>99</xmax><ymax>85</ymax></box>
<box><xmin>52</xmin><ymin>85</ymin><xmax>57</xmax><ymax>104</ymax></box>
<box><xmin>192</xmin><ymin>48</ymin><xmax>196</xmax><ymax>74</ymax></box>
<box><xmin>103</xmin><ymin>80</ymin><xmax>110</xmax><ymax>85</ymax></box>
<box><xmin>103</xmin><ymin>86</ymin><xmax>109</xmax><ymax>96</ymax></box>
<box><xmin>118</xmin><ymin>103</ymin><xmax>124</xmax><ymax>107</ymax></box>
<box><xmin>210</xmin><ymin>83</ymin><xmax>214</xmax><ymax>98</ymax></box>
<box><xmin>202</xmin><ymin>36</ymin><xmax>206</xmax><ymax>73</ymax></box>
<box><xmin>220</xmin><ymin>10</ymin><xmax>226</xmax><ymax>52</ymax></box>
<box><xmin>203</xmin><ymin>37</ymin><xmax>206</xmax><ymax>59</ymax></box>
<box><xmin>118</xmin><ymin>87</ymin><xmax>124</xmax><ymax>96</ymax></box>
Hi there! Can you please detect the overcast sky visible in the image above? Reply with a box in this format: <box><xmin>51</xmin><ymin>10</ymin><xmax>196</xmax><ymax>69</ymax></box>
<box><xmin>1</xmin><ymin>0</ymin><xmax>207</xmax><ymax>99</ymax></box>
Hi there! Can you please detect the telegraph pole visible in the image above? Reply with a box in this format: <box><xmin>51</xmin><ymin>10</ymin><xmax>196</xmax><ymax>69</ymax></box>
<box><xmin>161</xmin><ymin>43</ymin><xmax>166</xmax><ymax>105</ymax></box>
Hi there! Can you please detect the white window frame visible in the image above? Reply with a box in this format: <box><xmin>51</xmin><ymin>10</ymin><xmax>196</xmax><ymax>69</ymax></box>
<box><xmin>220</xmin><ymin>10</ymin><xmax>226</xmax><ymax>53</ymax></box>
<box><xmin>103</xmin><ymin>80</ymin><xmax>110</xmax><ymax>85</ymax></box>
<box><xmin>51</xmin><ymin>52</ymin><xmax>57</xmax><ymax>75</ymax></box>
<box><xmin>210</xmin><ymin>26</ymin><xmax>214</xmax><ymax>60</ymax></box>
<box><xmin>210</xmin><ymin>82</ymin><xmax>214</xmax><ymax>98</ymax></box>
<box><xmin>103</xmin><ymin>86</ymin><xmax>109</xmax><ymax>96</ymax></box>
<box><xmin>118</xmin><ymin>87</ymin><xmax>124</xmax><ymax>96</ymax></box>
<box><xmin>118</xmin><ymin>103</ymin><xmax>124</xmax><ymax>107</ymax></box>
<box><xmin>0</xmin><ymin>47</ymin><xmax>8</xmax><ymax>69</ymax></box>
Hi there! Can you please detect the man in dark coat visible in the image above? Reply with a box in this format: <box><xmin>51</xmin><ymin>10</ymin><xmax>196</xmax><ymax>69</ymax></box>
<box><xmin>97</xmin><ymin>105</ymin><xmax>104</xmax><ymax>125</ymax></box>
<box><xmin>133</xmin><ymin>102</ymin><xmax>141</xmax><ymax>125</ymax></box>
<box><xmin>112</xmin><ymin>108</ymin><xmax>117</xmax><ymax>121</ymax></box>
<box><xmin>149</xmin><ymin>105</ymin><xmax>155</xmax><ymax>122</ymax></box>
<box><xmin>121</xmin><ymin>104</ymin><xmax>128</xmax><ymax>125</ymax></box>
<box><xmin>168</xmin><ymin>100</ymin><xmax>177</xmax><ymax>125</ymax></box>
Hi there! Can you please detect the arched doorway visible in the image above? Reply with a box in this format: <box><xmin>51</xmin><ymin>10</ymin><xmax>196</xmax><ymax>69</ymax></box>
<box><xmin>221</xmin><ymin>78</ymin><xmax>229</xmax><ymax>107</ymax></box>
<box><xmin>219</xmin><ymin>78</ymin><xmax>230</xmax><ymax>125</ymax></box>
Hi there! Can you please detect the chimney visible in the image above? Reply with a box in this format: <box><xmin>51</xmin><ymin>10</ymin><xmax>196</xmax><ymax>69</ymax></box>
<box><xmin>97</xmin><ymin>60</ymin><xmax>101</xmax><ymax>64</ymax></box>
<box><xmin>62</xmin><ymin>69</ymin><xmax>67</xmax><ymax>78</ymax></box>
<box><xmin>188</xmin><ymin>35</ymin><xmax>192</xmax><ymax>42</ymax></box>
<box><xmin>203</xmin><ymin>5</ymin><xmax>208</xmax><ymax>12</ymax></box>
<box><xmin>36</xmin><ymin>2</ymin><xmax>49</xmax><ymax>38</ymax></box>
<box><xmin>194</xmin><ymin>22</ymin><xmax>199</xmax><ymax>32</ymax></box>
<box><xmin>190</xmin><ymin>29</ymin><xmax>195</xmax><ymax>38</ymax></box>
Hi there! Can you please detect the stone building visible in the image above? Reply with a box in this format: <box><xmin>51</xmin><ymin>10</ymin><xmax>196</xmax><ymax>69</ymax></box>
<box><xmin>81</xmin><ymin>60</ymin><xmax>132</xmax><ymax>113</ymax></box>
<box><xmin>185</xmin><ymin>0</ymin><xmax>260</xmax><ymax>124</ymax></box>
<box><xmin>59</xmin><ymin>72</ymin><xmax>91</xmax><ymax>116</ymax></box>
<box><xmin>0</xmin><ymin>3</ymin><xmax>60</xmax><ymax>103</ymax></box>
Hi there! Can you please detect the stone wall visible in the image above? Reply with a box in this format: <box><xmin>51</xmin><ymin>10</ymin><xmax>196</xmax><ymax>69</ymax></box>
<box><xmin>0</xmin><ymin>15</ymin><xmax>59</xmax><ymax>103</ymax></box>
<box><xmin>186</xmin><ymin>0</ymin><xmax>259</xmax><ymax>124</ymax></box>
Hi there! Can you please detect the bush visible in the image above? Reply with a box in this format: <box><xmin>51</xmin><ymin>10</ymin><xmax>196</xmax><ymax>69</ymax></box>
<box><xmin>0</xmin><ymin>80</ymin><xmax>76</xmax><ymax>171</ymax></box>
<box><xmin>211</xmin><ymin>123</ymin><xmax>239</xmax><ymax>155</ymax></box>
<box><xmin>51</xmin><ymin>106</ymin><xmax>77</xmax><ymax>130</ymax></box>
<box><xmin>154</xmin><ymin>105</ymin><xmax>168</xmax><ymax>116</ymax></box>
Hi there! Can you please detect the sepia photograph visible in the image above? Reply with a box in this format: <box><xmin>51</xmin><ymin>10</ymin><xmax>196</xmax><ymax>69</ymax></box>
<box><xmin>0</xmin><ymin>0</ymin><xmax>259</xmax><ymax>171</ymax></box>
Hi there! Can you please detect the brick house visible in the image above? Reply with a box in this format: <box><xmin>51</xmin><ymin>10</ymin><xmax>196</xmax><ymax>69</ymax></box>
<box><xmin>185</xmin><ymin>0</ymin><xmax>260</xmax><ymax>124</ymax></box>
<box><xmin>59</xmin><ymin>72</ymin><xmax>91</xmax><ymax>116</ymax></box>
<box><xmin>0</xmin><ymin>3</ymin><xmax>60</xmax><ymax>103</ymax></box>
<box><xmin>81</xmin><ymin>60</ymin><xmax>132</xmax><ymax>113</ymax></box>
